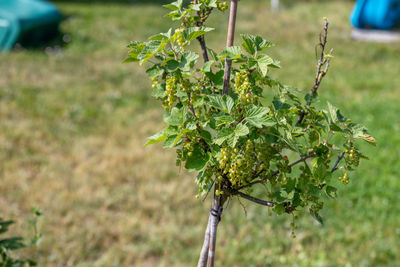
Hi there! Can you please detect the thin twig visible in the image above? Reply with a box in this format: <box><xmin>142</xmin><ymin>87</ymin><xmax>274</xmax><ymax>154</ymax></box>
<box><xmin>296</xmin><ymin>20</ymin><xmax>333</xmax><ymax>126</ymax></box>
<box><xmin>228</xmin><ymin>188</ymin><xmax>274</xmax><ymax>207</ymax></box>
<box><xmin>331</xmin><ymin>151</ymin><xmax>345</xmax><ymax>173</ymax></box>
<box><xmin>194</xmin><ymin>0</ymin><xmax>210</xmax><ymax>63</ymax></box>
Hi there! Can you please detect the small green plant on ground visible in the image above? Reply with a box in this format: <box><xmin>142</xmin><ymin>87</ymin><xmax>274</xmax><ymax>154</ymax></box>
<box><xmin>125</xmin><ymin>0</ymin><xmax>375</xmax><ymax>266</ymax></box>
<box><xmin>1</xmin><ymin>208</ymin><xmax>42</xmax><ymax>267</ymax></box>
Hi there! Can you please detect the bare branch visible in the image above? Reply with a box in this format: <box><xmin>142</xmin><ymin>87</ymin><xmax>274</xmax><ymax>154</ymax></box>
<box><xmin>228</xmin><ymin>188</ymin><xmax>274</xmax><ymax>207</ymax></box>
<box><xmin>331</xmin><ymin>151</ymin><xmax>345</xmax><ymax>173</ymax></box>
<box><xmin>296</xmin><ymin>20</ymin><xmax>333</xmax><ymax>126</ymax></box>
<box><xmin>194</xmin><ymin>0</ymin><xmax>211</xmax><ymax>63</ymax></box>
<box><xmin>198</xmin><ymin>36</ymin><xmax>210</xmax><ymax>62</ymax></box>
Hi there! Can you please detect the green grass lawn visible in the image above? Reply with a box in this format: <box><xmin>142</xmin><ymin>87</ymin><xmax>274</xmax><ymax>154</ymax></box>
<box><xmin>1</xmin><ymin>0</ymin><xmax>400</xmax><ymax>266</ymax></box>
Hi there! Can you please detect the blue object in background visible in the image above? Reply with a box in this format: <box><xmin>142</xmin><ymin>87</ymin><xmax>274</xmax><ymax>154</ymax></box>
<box><xmin>0</xmin><ymin>0</ymin><xmax>62</xmax><ymax>51</ymax></box>
<box><xmin>351</xmin><ymin>0</ymin><xmax>400</xmax><ymax>30</ymax></box>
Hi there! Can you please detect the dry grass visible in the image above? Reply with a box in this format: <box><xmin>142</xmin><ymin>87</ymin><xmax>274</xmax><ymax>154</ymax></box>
<box><xmin>1</xmin><ymin>1</ymin><xmax>400</xmax><ymax>266</ymax></box>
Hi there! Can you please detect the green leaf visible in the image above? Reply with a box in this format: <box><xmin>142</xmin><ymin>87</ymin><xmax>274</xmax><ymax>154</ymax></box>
<box><xmin>219</xmin><ymin>46</ymin><xmax>242</xmax><ymax>59</ymax></box>
<box><xmin>205</xmin><ymin>70</ymin><xmax>224</xmax><ymax>89</ymax></box>
<box><xmin>349</xmin><ymin>123</ymin><xmax>376</xmax><ymax>146</ymax></box>
<box><xmin>183</xmin><ymin>27</ymin><xmax>214</xmax><ymax>42</ymax></box>
<box><xmin>327</xmin><ymin>102</ymin><xmax>347</xmax><ymax>123</ymax></box>
<box><xmin>164</xmin><ymin>125</ymin><xmax>180</xmax><ymax>136</ymax></box>
<box><xmin>138</xmin><ymin>40</ymin><xmax>167</xmax><ymax>65</ymax></box>
<box><xmin>163</xmin><ymin>0</ymin><xmax>182</xmax><ymax>10</ymax></box>
<box><xmin>179</xmin><ymin>51</ymin><xmax>199</xmax><ymax>71</ymax></box>
<box><xmin>185</xmin><ymin>145</ymin><xmax>210</xmax><ymax>171</ymax></box>
<box><xmin>145</xmin><ymin>130</ymin><xmax>166</xmax><ymax>145</ymax></box>
<box><xmin>152</xmin><ymin>85</ymin><xmax>165</xmax><ymax>98</ymax></box>
<box><xmin>164</xmin><ymin>10</ymin><xmax>184</xmax><ymax>20</ymax></box>
<box><xmin>257</xmin><ymin>54</ymin><xmax>274</xmax><ymax>76</ymax></box>
<box><xmin>326</xmin><ymin>186</ymin><xmax>338</xmax><ymax>199</ymax></box>
<box><xmin>163</xmin><ymin>134</ymin><xmax>181</xmax><ymax>148</ymax></box>
<box><xmin>165</xmin><ymin>59</ymin><xmax>180</xmax><ymax>71</ymax></box>
<box><xmin>207</xmin><ymin>95</ymin><xmax>234</xmax><ymax>113</ymax></box>
<box><xmin>235</xmin><ymin>123</ymin><xmax>249</xmax><ymax>137</ymax></box>
<box><xmin>213</xmin><ymin>114</ymin><xmax>234</xmax><ymax>127</ymax></box>
<box><xmin>241</xmin><ymin>34</ymin><xmax>274</xmax><ymax>55</ymax></box>
<box><xmin>149</xmin><ymin>29</ymin><xmax>172</xmax><ymax>41</ymax></box>
<box><xmin>245</xmin><ymin>104</ymin><xmax>275</xmax><ymax>128</ymax></box>
<box><xmin>165</xmin><ymin>107</ymin><xmax>186</xmax><ymax>126</ymax></box>
<box><xmin>310</xmin><ymin>210</ymin><xmax>324</xmax><ymax>225</ymax></box>
<box><xmin>213</xmin><ymin>128</ymin><xmax>234</xmax><ymax>146</ymax></box>
<box><xmin>200</xmin><ymin>130</ymin><xmax>212</xmax><ymax>144</ymax></box>
<box><xmin>201</xmin><ymin>60</ymin><xmax>215</xmax><ymax>72</ymax></box>
<box><xmin>273</xmin><ymin>99</ymin><xmax>291</xmax><ymax>110</ymax></box>
<box><xmin>125</xmin><ymin>41</ymin><xmax>146</xmax><ymax>62</ymax></box>
<box><xmin>122</xmin><ymin>57</ymin><xmax>139</xmax><ymax>63</ymax></box>
<box><xmin>214</xmin><ymin>124</ymin><xmax>249</xmax><ymax>148</ymax></box>
<box><xmin>146</xmin><ymin>65</ymin><xmax>164</xmax><ymax>78</ymax></box>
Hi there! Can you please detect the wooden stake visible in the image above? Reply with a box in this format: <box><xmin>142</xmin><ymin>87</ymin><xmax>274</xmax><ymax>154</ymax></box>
<box><xmin>222</xmin><ymin>0</ymin><xmax>239</xmax><ymax>95</ymax></box>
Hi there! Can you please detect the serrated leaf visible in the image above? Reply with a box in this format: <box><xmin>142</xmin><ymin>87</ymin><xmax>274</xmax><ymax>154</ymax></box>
<box><xmin>235</xmin><ymin>123</ymin><xmax>249</xmax><ymax>137</ymax></box>
<box><xmin>241</xmin><ymin>34</ymin><xmax>274</xmax><ymax>55</ymax></box>
<box><xmin>163</xmin><ymin>134</ymin><xmax>181</xmax><ymax>148</ymax></box>
<box><xmin>164</xmin><ymin>10</ymin><xmax>184</xmax><ymax>20</ymax></box>
<box><xmin>152</xmin><ymin>85</ymin><xmax>165</xmax><ymax>98</ymax></box>
<box><xmin>349</xmin><ymin>123</ymin><xmax>376</xmax><ymax>146</ymax></box>
<box><xmin>213</xmin><ymin>114</ymin><xmax>234</xmax><ymax>127</ymax></box>
<box><xmin>149</xmin><ymin>29</ymin><xmax>172</xmax><ymax>41</ymax></box>
<box><xmin>183</xmin><ymin>27</ymin><xmax>214</xmax><ymax>42</ymax></box>
<box><xmin>146</xmin><ymin>65</ymin><xmax>164</xmax><ymax>78</ymax></box>
<box><xmin>273</xmin><ymin>99</ymin><xmax>291</xmax><ymax>110</ymax></box>
<box><xmin>125</xmin><ymin>41</ymin><xmax>146</xmax><ymax>62</ymax></box>
<box><xmin>145</xmin><ymin>130</ymin><xmax>166</xmax><ymax>145</ymax></box>
<box><xmin>165</xmin><ymin>59</ymin><xmax>180</xmax><ymax>71</ymax></box>
<box><xmin>257</xmin><ymin>54</ymin><xmax>274</xmax><ymax>76</ymax></box>
<box><xmin>201</xmin><ymin>60</ymin><xmax>214</xmax><ymax>72</ymax></box>
<box><xmin>205</xmin><ymin>70</ymin><xmax>224</xmax><ymax>89</ymax></box>
<box><xmin>165</xmin><ymin>107</ymin><xmax>186</xmax><ymax>126</ymax></box>
<box><xmin>163</xmin><ymin>0</ymin><xmax>182</xmax><ymax>10</ymax></box>
<box><xmin>138</xmin><ymin>40</ymin><xmax>167</xmax><ymax>65</ymax></box>
<box><xmin>185</xmin><ymin>145</ymin><xmax>210</xmax><ymax>171</ymax></box>
<box><xmin>213</xmin><ymin>128</ymin><xmax>234</xmax><ymax>145</ymax></box>
<box><xmin>219</xmin><ymin>46</ymin><xmax>242</xmax><ymax>59</ymax></box>
<box><xmin>328</xmin><ymin>102</ymin><xmax>347</xmax><ymax>123</ymax></box>
<box><xmin>245</xmin><ymin>105</ymin><xmax>275</xmax><ymax>128</ymax></box>
<box><xmin>207</xmin><ymin>95</ymin><xmax>234</xmax><ymax>114</ymax></box>
<box><xmin>179</xmin><ymin>51</ymin><xmax>199</xmax><ymax>71</ymax></box>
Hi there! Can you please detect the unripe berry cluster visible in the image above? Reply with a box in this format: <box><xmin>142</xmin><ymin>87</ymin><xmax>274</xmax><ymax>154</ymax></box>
<box><xmin>165</xmin><ymin>76</ymin><xmax>178</xmax><ymax>109</ymax></box>
<box><xmin>234</xmin><ymin>71</ymin><xmax>258</xmax><ymax>105</ymax></box>
<box><xmin>338</xmin><ymin>172</ymin><xmax>349</xmax><ymax>185</ymax></box>
<box><xmin>216</xmin><ymin>1</ymin><xmax>228</xmax><ymax>12</ymax></box>
<box><xmin>345</xmin><ymin>147</ymin><xmax>360</xmax><ymax>168</ymax></box>
<box><xmin>174</xmin><ymin>28</ymin><xmax>186</xmax><ymax>49</ymax></box>
<box><xmin>151</xmin><ymin>77</ymin><xmax>159</xmax><ymax>89</ymax></box>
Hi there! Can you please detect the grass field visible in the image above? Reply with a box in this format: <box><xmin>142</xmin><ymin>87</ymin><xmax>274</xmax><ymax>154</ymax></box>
<box><xmin>1</xmin><ymin>0</ymin><xmax>400</xmax><ymax>266</ymax></box>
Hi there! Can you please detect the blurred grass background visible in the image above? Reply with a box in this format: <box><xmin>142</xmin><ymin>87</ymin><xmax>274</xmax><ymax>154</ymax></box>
<box><xmin>0</xmin><ymin>0</ymin><xmax>399</xmax><ymax>266</ymax></box>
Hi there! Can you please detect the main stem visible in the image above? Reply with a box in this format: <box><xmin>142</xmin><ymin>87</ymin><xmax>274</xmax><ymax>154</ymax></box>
<box><xmin>205</xmin><ymin>2</ymin><xmax>239</xmax><ymax>266</ymax></box>
<box><xmin>197</xmin><ymin>0</ymin><xmax>239</xmax><ymax>267</ymax></box>
<box><xmin>206</xmin><ymin>192</ymin><xmax>225</xmax><ymax>267</ymax></box>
